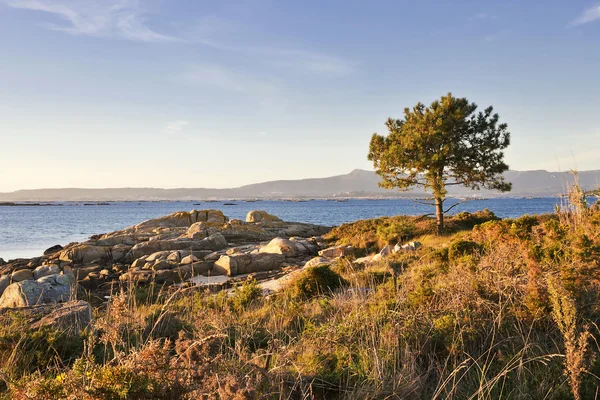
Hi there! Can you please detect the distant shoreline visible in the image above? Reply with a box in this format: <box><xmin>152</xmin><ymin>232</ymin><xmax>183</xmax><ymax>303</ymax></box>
<box><xmin>0</xmin><ymin>196</ymin><xmax>561</xmax><ymax>206</ymax></box>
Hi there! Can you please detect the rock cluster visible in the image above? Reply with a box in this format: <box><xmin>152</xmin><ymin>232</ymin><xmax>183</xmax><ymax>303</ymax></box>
<box><xmin>0</xmin><ymin>209</ymin><xmax>331</xmax><ymax>310</ymax></box>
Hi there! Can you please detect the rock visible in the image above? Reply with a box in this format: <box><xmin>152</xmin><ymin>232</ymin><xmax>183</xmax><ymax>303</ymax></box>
<box><xmin>206</xmin><ymin>210</ymin><xmax>228</xmax><ymax>225</ymax></box>
<box><xmin>0</xmin><ymin>275</ymin><xmax>9</xmax><ymax>297</ymax></box>
<box><xmin>134</xmin><ymin>211</ymin><xmax>195</xmax><ymax>231</ymax></box>
<box><xmin>11</xmin><ymin>269</ymin><xmax>34</xmax><ymax>282</ymax></box>
<box><xmin>213</xmin><ymin>253</ymin><xmax>285</xmax><ymax>276</ymax></box>
<box><xmin>132</xmin><ymin>209</ymin><xmax>228</xmax><ymax>233</ymax></box>
<box><xmin>31</xmin><ymin>301</ymin><xmax>92</xmax><ymax>334</ymax></box>
<box><xmin>27</xmin><ymin>258</ymin><xmax>43</xmax><ymax>268</ymax></box>
<box><xmin>0</xmin><ymin>258</ymin><xmax>5</xmax><ymax>266</ymax></box>
<box><xmin>0</xmin><ymin>273</ymin><xmax>73</xmax><ymax>308</ymax></box>
<box><xmin>0</xmin><ymin>300</ymin><xmax>92</xmax><ymax>336</ymax></box>
<box><xmin>152</xmin><ymin>260</ymin><xmax>173</xmax><ymax>271</ymax></box>
<box><xmin>167</xmin><ymin>251</ymin><xmax>181</xmax><ymax>262</ymax></box>
<box><xmin>305</xmin><ymin>257</ymin><xmax>330</xmax><ymax>268</ymax></box>
<box><xmin>246</xmin><ymin>210</ymin><xmax>282</xmax><ymax>224</ymax></box>
<box><xmin>110</xmin><ymin>244</ymin><xmax>131</xmax><ymax>262</ymax></box>
<box><xmin>72</xmin><ymin>265</ymin><xmax>103</xmax><ymax>280</ymax></box>
<box><xmin>43</xmin><ymin>244</ymin><xmax>63</xmax><ymax>256</ymax></box>
<box><xmin>318</xmin><ymin>245</ymin><xmax>355</xmax><ymax>258</ymax></box>
<box><xmin>191</xmin><ymin>261</ymin><xmax>212</xmax><ymax>275</ymax></box>
<box><xmin>146</xmin><ymin>251</ymin><xmax>171</xmax><ymax>263</ymax></box>
<box><xmin>205</xmin><ymin>252</ymin><xmax>221</xmax><ymax>261</ymax></box>
<box><xmin>181</xmin><ymin>255</ymin><xmax>198</xmax><ymax>265</ymax></box>
<box><xmin>154</xmin><ymin>269</ymin><xmax>178</xmax><ymax>284</ymax></box>
<box><xmin>95</xmin><ymin>235</ymin><xmax>138</xmax><ymax>247</ymax></box>
<box><xmin>59</xmin><ymin>245</ymin><xmax>110</xmax><ymax>265</ymax></box>
<box><xmin>33</xmin><ymin>264</ymin><xmax>60</xmax><ymax>280</ymax></box>
<box><xmin>259</xmin><ymin>238</ymin><xmax>298</xmax><ymax>257</ymax></box>
<box><xmin>354</xmin><ymin>254</ymin><xmax>381</xmax><ymax>266</ymax></box>
<box><xmin>186</xmin><ymin>222</ymin><xmax>209</xmax><ymax>239</ymax></box>
<box><xmin>119</xmin><ymin>270</ymin><xmax>153</xmax><ymax>283</ymax></box>
<box><xmin>131</xmin><ymin>257</ymin><xmax>147</xmax><ymax>269</ymax></box>
<box><xmin>396</xmin><ymin>241</ymin><xmax>422</xmax><ymax>252</ymax></box>
<box><xmin>205</xmin><ymin>233</ymin><xmax>228</xmax><ymax>249</ymax></box>
<box><xmin>126</xmin><ymin>233</ymin><xmax>228</xmax><ymax>260</ymax></box>
<box><xmin>379</xmin><ymin>244</ymin><xmax>394</xmax><ymax>258</ymax></box>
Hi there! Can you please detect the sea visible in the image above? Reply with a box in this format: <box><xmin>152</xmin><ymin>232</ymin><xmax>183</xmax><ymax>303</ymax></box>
<box><xmin>0</xmin><ymin>198</ymin><xmax>565</xmax><ymax>261</ymax></box>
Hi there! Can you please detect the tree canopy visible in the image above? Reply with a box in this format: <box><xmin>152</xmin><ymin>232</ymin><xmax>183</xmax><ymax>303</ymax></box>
<box><xmin>368</xmin><ymin>93</ymin><xmax>511</xmax><ymax>234</ymax></box>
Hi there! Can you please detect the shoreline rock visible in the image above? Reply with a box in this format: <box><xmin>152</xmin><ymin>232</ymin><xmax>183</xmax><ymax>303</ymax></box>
<box><xmin>0</xmin><ymin>209</ymin><xmax>333</xmax><ymax>308</ymax></box>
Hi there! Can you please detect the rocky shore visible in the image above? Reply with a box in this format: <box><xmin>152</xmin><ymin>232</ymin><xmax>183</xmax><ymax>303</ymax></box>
<box><xmin>0</xmin><ymin>209</ymin><xmax>340</xmax><ymax>322</ymax></box>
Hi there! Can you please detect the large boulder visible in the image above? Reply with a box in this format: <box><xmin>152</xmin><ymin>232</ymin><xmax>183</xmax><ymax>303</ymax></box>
<box><xmin>134</xmin><ymin>211</ymin><xmax>196</xmax><ymax>232</ymax></box>
<box><xmin>133</xmin><ymin>209</ymin><xmax>228</xmax><ymax>233</ymax></box>
<box><xmin>33</xmin><ymin>264</ymin><xmax>60</xmax><ymax>280</ymax></box>
<box><xmin>181</xmin><ymin>255</ymin><xmax>198</xmax><ymax>265</ymax></box>
<box><xmin>59</xmin><ymin>245</ymin><xmax>110</xmax><ymax>265</ymax></box>
<box><xmin>43</xmin><ymin>244</ymin><xmax>63</xmax><ymax>256</ymax></box>
<box><xmin>304</xmin><ymin>257</ymin><xmax>331</xmax><ymax>268</ymax></box>
<box><xmin>259</xmin><ymin>238</ymin><xmax>298</xmax><ymax>257</ymax></box>
<box><xmin>0</xmin><ymin>274</ymin><xmax>73</xmax><ymax>308</ymax></box>
<box><xmin>318</xmin><ymin>245</ymin><xmax>355</xmax><ymax>258</ymax></box>
<box><xmin>11</xmin><ymin>269</ymin><xmax>34</xmax><ymax>282</ymax></box>
<box><xmin>0</xmin><ymin>275</ymin><xmax>9</xmax><ymax>297</ymax></box>
<box><xmin>126</xmin><ymin>233</ymin><xmax>228</xmax><ymax>260</ymax></box>
<box><xmin>246</xmin><ymin>210</ymin><xmax>282</xmax><ymax>224</ymax></box>
<box><xmin>213</xmin><ymin>253</ymin><xmax>285</xmax><ymax>276</ymax></box>
<box><xmin>395</xmin><ymin>241</ymin><xmax>422</xmax><ymax>252</ymax></box>
<box><xmin>0</xmin><ymin>300</ymin><xmax>92</xmax><ymax>336</ymax></box>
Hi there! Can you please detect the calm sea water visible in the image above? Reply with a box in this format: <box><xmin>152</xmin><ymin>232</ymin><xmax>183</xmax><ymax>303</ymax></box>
<box><xmin>0</xmin><ymin>198</ymin><xmax>561</xmax><ymax>260</ymax></box>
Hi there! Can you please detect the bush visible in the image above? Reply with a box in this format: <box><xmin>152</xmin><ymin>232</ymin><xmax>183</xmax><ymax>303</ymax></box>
<box><xmin>448</xmin><ymin>240</ymin><xmax>481</xmax><ymax>262</ymax></box>
<box><xmin>229</xmin><ymin>278</ymin><xmax>262</xmax><ymax>313</ymax></box>
<box><xmin>288</xmin><ymin>265</ymin><xmax>346</xmax><ymax>299</ymax></box>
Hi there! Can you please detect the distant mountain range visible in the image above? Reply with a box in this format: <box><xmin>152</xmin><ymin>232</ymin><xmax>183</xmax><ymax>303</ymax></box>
<box><xmin>1</xmin><ymin>169</ymin><xmax>599</xmax><ymax>201</ymax></box>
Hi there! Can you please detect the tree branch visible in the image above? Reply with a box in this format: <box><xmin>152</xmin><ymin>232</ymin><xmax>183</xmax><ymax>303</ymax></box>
<box><xmin>442</xmin><ymin>201</ymin><xmax>467</xmax><ymax>214</ymax></box>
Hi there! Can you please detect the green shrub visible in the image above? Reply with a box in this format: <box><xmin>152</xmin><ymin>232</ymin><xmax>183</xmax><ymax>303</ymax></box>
<box><xmin>0</xmin><ymin>313</ymin><xmax>85</xmax><ymax>379</ymax></box>
<box><xmin>229</xmin><ymin>278</ymin><xmax>262</xmax><ymax>313</ymax></box>
<box><xmin>448</xmin><ymin>240</ymin><xmax>481</xmax><ymax>262</ymax></box>
<box><xmin>289</xmin><ymin>265</ymin><xmax>346</xmax><ymax>299</ymax></box>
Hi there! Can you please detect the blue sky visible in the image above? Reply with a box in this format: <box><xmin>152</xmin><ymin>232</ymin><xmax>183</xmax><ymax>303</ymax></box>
<box><xmin>1</xmin><ymin>0</ymin><xmax>599</xmax><ymax>191</ymax></box>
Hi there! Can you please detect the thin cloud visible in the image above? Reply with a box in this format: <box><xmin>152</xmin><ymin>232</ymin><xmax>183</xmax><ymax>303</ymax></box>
<box><xmin>178</xmin><ymin>64</ymin><xmax>278</xmax><ymax>95</ymax></box>
<box><xmin>268</xmin><ymin>50</ymin><xmax>354</xmax><ymax>77</ymax></box>
<box><xmin>470</xmin><ymin>13</ymin><xmax>497</xmax><ymax>21</ymax></box>
<box><xmin>573</xmin><ymin>4</ymin><xmax>600</xmax><ymax>25</ymax></box>
<box><xmin>5</xmin><ymin>0</ymin><xmax>179</xmax><ymax>42</ymax></box>
<box><xmin>164</xmin><ymin>120</ymin><xmax>190</xmax><ymax>135</ymax></box>
<box><xmin>189</xmin><ymin>38</ymin><xmax>353</xmax><ymax>77</ymax></box>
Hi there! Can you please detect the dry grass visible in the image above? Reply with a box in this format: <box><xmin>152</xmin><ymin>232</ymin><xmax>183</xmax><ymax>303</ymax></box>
<box><xmin>3</xmin><ymin>194</ymin><xmax>600</xmax><ymax>398</ymax></box>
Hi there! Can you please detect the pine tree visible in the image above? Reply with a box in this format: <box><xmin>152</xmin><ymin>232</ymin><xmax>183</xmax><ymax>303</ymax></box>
<box><xmin>368</xmin><ymin>93</ymin><xmax>511</xmax><ymax>235</ymax></box>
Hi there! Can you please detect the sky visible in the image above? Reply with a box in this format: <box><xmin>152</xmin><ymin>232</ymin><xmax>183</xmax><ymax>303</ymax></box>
<box><xmin>1</xmin><ymin>0</ymin><xmax>599</xmax><ymax>191</ymax></box>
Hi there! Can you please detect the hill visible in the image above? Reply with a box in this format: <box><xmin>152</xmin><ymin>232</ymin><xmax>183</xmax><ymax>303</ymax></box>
<box><xmin>1</xmin><ymin>169</ymin><xmax>599</xmax><ymax>201</ymax></box>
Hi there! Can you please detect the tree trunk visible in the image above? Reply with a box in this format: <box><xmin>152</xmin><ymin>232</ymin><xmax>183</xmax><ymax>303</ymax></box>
<box><xmin>435</xmin><ymin>196</ymin><xmax>444</xmax><ymax>236</ymax></box>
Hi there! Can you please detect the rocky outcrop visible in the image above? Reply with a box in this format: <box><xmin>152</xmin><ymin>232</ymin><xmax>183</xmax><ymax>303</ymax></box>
<box><xmin>246</xmin><ymin>210</ymin><xmax>282</xmax><ymax>224</ymax></box>
<box><xmin>0</xmin><ymin>209</ymin><xmax>332</xmax><ymax>305</ymax></box>
<box><xmin>213</xmin><ymin>253</ymin><xmax>286</xmax><ymax>276</ymax></box>
<box><xmin>0</xmin><ymin>273</ymin><xmax>73</xmax><ymax>308</ymax></box>
<box><xmin>59</xmin><ymin>245</ymin><xmax>116</xmax><ymax>265</ymax></box>
<box><xmin>0</xmin><ymin>300</ymin><xmax>92</xmax><ymax>335</ymax></box>
<box><xmin>126</xmin><ymin>233</ymin><xmax>228</xmax><ymax>260</ymax></box>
